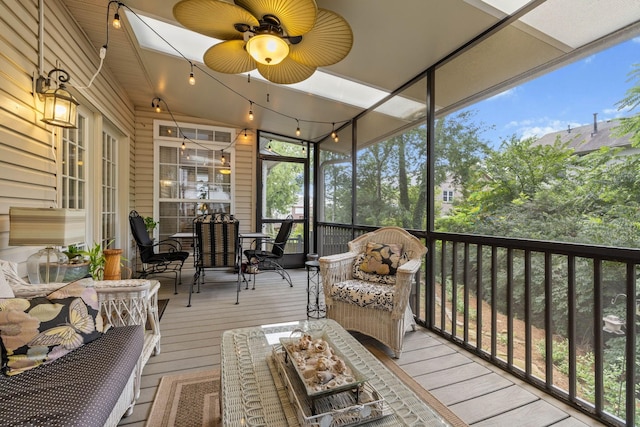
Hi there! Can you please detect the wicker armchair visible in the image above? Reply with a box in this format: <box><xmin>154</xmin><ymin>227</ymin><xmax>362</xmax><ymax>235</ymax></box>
<box><xmin>319</xmin><ymin>227</ymin><xmax>427</xmax><ymax>358</ymax></box>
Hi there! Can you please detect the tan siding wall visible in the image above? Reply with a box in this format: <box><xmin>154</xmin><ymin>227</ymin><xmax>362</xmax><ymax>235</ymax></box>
<box><xmin>133</xmin><ymin>109</ymin><xmax>257</xmax><ymax>234</ymax></box>
<box><xmin>0</xmin><ymin>0</ymin><xmax>135</xmax><ymax>268</ymax></box>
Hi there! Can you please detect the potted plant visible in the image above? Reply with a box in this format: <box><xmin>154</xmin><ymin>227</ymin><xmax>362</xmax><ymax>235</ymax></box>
<box><xmin>144</xmin><ymin>216</ymin><xmax>159</xmax><ymax>237</ymax></box>
<box><xmin>81</xmin><ymin>242</ymin><xmax>107</xmax><ymax>280</ymax></box>
<box><xmin>61</xmin><ymin>244</ymin><xmax>91</xmax><ymax>281</ymax></box>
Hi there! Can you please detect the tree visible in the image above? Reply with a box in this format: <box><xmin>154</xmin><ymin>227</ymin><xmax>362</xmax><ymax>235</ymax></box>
<box><xmin>434</xmin><ymin>110</ymin><xmax>492</xmax><ymax>195</ymax></box>
<box><xmin>614</xmin><ymin>63</ymin><xmax>640</xmax><ymax>147</ymax></box>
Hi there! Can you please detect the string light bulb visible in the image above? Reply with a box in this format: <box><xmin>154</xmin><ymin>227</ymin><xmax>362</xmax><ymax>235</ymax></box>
<box><xmin>334</xmin><ymin>133</ymin><xmax>339</xmax><ymax>143</ymax></box>
<box><xmin>244</xmin><ymin>129</ymin><xmax>248</xmax><ymax>139</ymax></box>
<box><xmin>220</xmin><ymin>150</ymin><xmax>226</xmax><ymax>166</ymax></box>
<box><xmin>151</xmin><ymin>97</ymin><xmax>161</xmax><ymax>113</ymax></box>
<box><xmin>296</xmin><ymin>119</ymin><xmax>301</xmax><ymax>137</ymax></box>
<box><xmin>331</xmin><ymin>123</ymin><xmax>336</xmax><ymax>139</ymax></box>
<box><xmin>181</xmin><ymin>139</ymin><xmax>186</xmax><ymax>150</ymax></box>
<box><xmin>248</xmin><ymin>101</ymin><xmax>254</xmax><ymax>121</ymax></box>
<box><xmin>112</xmin><ymin>11</ymin><xmax>121</xmax><ymax>29</ymax></box>
<box><xmin>188</xmin><ymin>63</ymin><xmax>195</xmax><ymax>85</ymax></box>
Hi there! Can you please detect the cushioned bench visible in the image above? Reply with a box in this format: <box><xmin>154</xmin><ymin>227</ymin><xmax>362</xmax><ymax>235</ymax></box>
<box><xmin>0</xmin><ymin>325</ymin><xmax>143</xmax><ymax>427</ymax></box>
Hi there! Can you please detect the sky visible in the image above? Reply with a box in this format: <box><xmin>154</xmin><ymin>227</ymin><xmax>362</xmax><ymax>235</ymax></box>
<box><xmin>462</xmin><ymin>37</ymin><xmax>640</xmax><ymax>146</ymax></box>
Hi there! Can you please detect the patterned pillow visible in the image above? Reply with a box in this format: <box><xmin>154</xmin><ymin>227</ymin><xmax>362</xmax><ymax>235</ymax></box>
<box><xmin>358</xmin><ymin>242</ymin><xmax>404</xmax><ymax>275</ymax></box>
<box><xmin>0</xmin><ymin>282</ymin><xmax>103</xmax><ymax>376</ymax></box>
<box><xmin>353</xmin><ymin>253</ymin><xmax>397</xmax><ymax>285</ymax></box>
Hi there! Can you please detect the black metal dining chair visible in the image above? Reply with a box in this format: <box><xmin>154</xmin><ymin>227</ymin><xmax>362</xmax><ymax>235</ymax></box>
<box><xmin>129</xmin><ymin>210</ymin><xmax>189</xmax><ymax>294</ymax></box>
<box><xmin>243</xmin><ymin>217</ymin><xmax>294</xmax><ymax>288</ymax></box>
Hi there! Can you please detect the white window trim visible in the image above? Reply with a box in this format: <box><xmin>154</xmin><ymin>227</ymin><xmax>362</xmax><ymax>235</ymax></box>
<box><xmin>153</xmin><ymin>120</ymin><xmax>237</xmax><ymax>225</ymax></box>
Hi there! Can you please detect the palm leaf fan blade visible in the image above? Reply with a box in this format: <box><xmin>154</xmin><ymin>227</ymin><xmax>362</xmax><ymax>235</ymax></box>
<box><xmin>173</xmin><ymin>0</ymin><xmax>258</xmax><ymax>40</ymax></box>
<box><xmin>289</xmin><ymin>9</ymin><xmax>353</xmax><ymax>67</ymax></box>
<box><xmin>236</xmin><ymin>0</ymin><xmax>317</xmax><ymax>36</ymax></box>
<box><xmin>257</xmin><ymin>57</ymin><xmax>315</xmax><ymax>84</ymax></box>
<box><xmin>204</xmin><ymin>40</ymin><xmax>257</xmax><ymax>74</ymax></box>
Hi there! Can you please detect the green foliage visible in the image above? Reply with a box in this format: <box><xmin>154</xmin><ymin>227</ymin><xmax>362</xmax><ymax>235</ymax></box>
<box><xmin>144</xmin><ymin>217</ymin><xmax>159</xmax><ymax>233</ymax></box>
<box><xmin>434</xmin><ymin>110</ymin><xmax>492</xmax><ymax>194</ymax></box>
<box><xmin>614</xmin><ymin>63</ymin><xmax>640</xmax><ymax>147</ymax></box>
<box><xmin>80</xmin><ymin>242</ymin><xmax>106</xmax><ymax>280</ymax></box>
<box><xmin>63</xmin><ymin>244</ymin><xmax>85</xmax><ymax>263</ymax></box>
<box><xmin>264</xmin><ymin>140</ymin><xmax>304</xmax><ymax>218</ymax></box>
<box><xmin>79</xmin><ymin>240</ymin><xmax>119</xmax><ymax>280</ymax></box>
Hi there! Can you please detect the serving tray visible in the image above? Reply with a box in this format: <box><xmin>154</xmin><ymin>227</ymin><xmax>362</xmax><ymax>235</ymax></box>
<box><xmin>272</xmin><ymin>344</ymin><xmax>392</xmax><ymax>427</ymax></box>
<box><xmin>279</xmin><ymin>332</ymin><xmax>367</xmax><ymax>398</ymax></box>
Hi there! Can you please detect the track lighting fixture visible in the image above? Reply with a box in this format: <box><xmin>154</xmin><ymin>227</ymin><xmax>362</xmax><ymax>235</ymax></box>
<box><xmin>151</xmin><ymin>97</ymin><xmax>162</xmax><ymax>113</ymax></box>
<box><xmin>248</xmin><ymin>101</ymin><xmax>254</xmax><ymax>121</ymax></box>
<box><xmin>188</xmin><ymin>63</ymin><xmax>195</xmax><ymax>85</ymax></box>
<box><xmin>296</xmin><ymin>119</ymin><xmax>301</xmax><ymax>137</ymax></box>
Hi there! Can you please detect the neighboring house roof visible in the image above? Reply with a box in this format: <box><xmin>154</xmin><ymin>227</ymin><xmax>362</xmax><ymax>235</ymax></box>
<box><xmin>533</xmin><ymin>116</ymin><xmax>632</xmax><ymax>155</ymax></box>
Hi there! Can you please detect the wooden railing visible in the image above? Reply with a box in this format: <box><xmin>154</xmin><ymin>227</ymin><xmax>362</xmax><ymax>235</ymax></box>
<box><xmin>318</xmin><ymin>223</ymin><xmax>638</xmax><ymax>426</ymax></box>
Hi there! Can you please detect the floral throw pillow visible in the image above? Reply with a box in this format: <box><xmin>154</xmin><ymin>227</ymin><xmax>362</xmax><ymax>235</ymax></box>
<box><xmin>0</xmin><ymin>282</ymin><xmax>103</xmax><ymax>376</ymax></box>
<box><xmin>358</xmin><ymin>242</ymin><xmax>404</xmax><ymax>276</ymax></box>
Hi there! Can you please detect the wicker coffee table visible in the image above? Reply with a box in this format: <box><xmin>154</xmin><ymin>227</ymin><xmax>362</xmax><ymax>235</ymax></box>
<box><xmin>220</xmin><ymin>319</ymin><xmax>451</xmax><ymax>426</ymax></box>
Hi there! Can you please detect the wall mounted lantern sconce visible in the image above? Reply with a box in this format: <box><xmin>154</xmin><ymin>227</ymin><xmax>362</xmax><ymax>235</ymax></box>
<box><xmin>35</xmin><ymin>68</ymin><xmax>79</xmax><ymax>128</ymax></box>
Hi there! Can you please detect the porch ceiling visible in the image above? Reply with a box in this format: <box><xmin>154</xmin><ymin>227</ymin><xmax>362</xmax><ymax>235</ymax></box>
<box><xmin>62</xmin><ymin>0</ymin><xmax>640</xmax><ymax>142</ymax></box>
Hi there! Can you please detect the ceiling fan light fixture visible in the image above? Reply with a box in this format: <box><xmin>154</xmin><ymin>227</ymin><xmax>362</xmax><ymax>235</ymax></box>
<box><xmin>246</xmin><ymin>33</ymin><xmax>289</xmax><ymax>65</ymax></box>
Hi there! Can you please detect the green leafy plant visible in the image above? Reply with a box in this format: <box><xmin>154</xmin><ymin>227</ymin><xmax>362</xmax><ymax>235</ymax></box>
<box><xmin>63</xmin><ymin>244</ymin><xmax>86</xmax><ymax>264</ymax></box>
<box><xmin>144</xmin><ymin>216</ymin><xmax>159</xmax><ymax>234</ymax></box>
<box><xmin>80</xmin><ymin>240</ymin><xmax>115</xmax><ymax>280</ymax></box>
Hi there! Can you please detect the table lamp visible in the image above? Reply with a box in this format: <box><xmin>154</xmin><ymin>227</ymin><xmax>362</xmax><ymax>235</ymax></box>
<box><xmin>9</xmin><ymin>207</ymin><xmax>86</xmax><ymax>284</ymax></box>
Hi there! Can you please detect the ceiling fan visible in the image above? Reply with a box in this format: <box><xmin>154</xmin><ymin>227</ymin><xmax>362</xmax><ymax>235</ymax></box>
<box><xmin>173</xmin><ymin>0</ymin><xmax>353</xmax><ymax>84</ymax></box>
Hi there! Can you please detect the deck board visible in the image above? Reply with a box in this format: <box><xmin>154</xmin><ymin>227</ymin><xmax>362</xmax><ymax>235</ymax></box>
<box><xmin>117</xmin><ymin>267</ymin><xmax>603</xmax><ymax>426</ymax></box>
<box><xmin>449</xmin><ymin>385</ymin><xmax>539</xmax><ymax>424</ymax></box>
<box><xmin>429</xmin><ymin>373</ymin><xmax>512</xmax><ymax>405</ymax></box>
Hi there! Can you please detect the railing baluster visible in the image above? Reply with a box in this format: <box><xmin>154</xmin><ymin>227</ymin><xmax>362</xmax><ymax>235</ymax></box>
<box><xmin>476</xmin><ymin>244</ymin><xmax>483</xmax><ymax>351</ymax></box>
<box><xmin>464</xmin><ymin>242</ymin><xmax>470</xmax><ymax>344</ymax></box>
<box><xmin>625</xmin><ymin>263</ymin><xmax>636</xmax><ymax>427</ymax></box>
<box><xmin>568</xmin><ymin>255</ymin><xmax>577</xmax><ymax>401</ymax></box>
<box><xmin>452</xmin><ymin>241</ymin><xmax>458</xmax><ymax>338</ymax></box>
<box><xmin>594</xmin><ymin>258</ymin><xmax>604</xmax><ymax>417</ymax></box>
<box><xmin>524</xmin><ymin>249</ymin><xmax>532</xmax><ymax>378</ymax></box>
<box><xmin>491</xmin><ymin>245</ymin><xmax>498</xmax><ymax>360</ymax></box>
<box><xmin>545</xmin><ymin>251</ymin><xmax>553</xmax><ymax>389</ymax></box>
<box><xmin>507</xmin><ymin>248</ymin><xmax>513</xmax><ymax>367</ymax></box>
<box><xmin>440</xmin><ymin>239</ymin><xmax>447</xmax><ymax>332</ymax></box>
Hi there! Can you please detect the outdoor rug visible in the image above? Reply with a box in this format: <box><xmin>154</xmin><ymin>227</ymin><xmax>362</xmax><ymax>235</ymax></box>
<box><xmin>146</xmin><ymin>369</ymin><xmax>220</xmax><ymax>427</ymax></box>
<box><xmin>146</xmin><ymin>351</ymin><xmax>467</xmax><ymax>427</ymax></box>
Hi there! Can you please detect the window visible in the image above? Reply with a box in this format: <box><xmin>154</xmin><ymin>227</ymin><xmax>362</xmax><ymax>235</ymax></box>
<box><xmin>60</xmin><ymin>114</ymin><xmax>87</xmax><ymax>209</ymax></box>
<box><xmin>154</xmin><ymin>121</ymin><xmax>235</xmax><ymax>241</ymax></box>
<box><xmin>443</xmin><ymin>191</ymin><xmax>454</xmax><ymax>202</ymax></box>
<box><xmin>102</xmin><ymin>131</ymin><xmax>118</xmax><ymax>248</ymax></box>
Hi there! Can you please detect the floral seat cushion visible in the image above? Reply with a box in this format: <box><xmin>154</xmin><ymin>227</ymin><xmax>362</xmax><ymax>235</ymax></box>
<box><xmin>329</xmin><ymin>279</ymin><xmax>395</xmax><ymax>312</ymax></box>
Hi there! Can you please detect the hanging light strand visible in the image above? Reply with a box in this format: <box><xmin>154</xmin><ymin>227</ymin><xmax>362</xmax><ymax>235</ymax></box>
<box><xmin>111</xmin><ymin>3</ymin><xmax>350</xmax><ymax>143</ymax></box>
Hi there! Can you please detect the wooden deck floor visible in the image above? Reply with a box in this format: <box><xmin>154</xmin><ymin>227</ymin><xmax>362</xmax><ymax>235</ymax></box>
<box><xmin>118</xmin><ymin>267</ymin><xmax>604</xmax><ymax>427</ymax></box>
